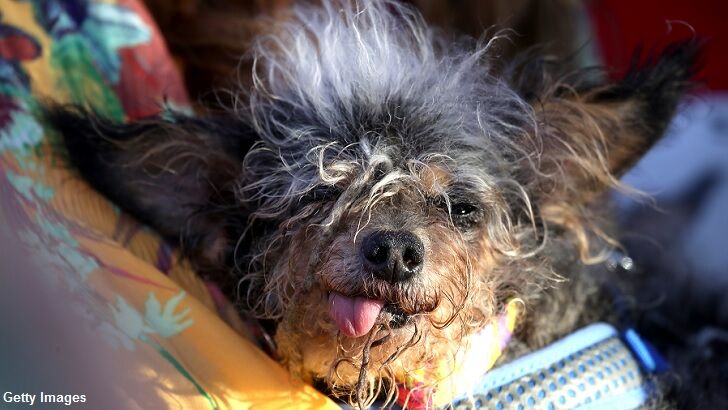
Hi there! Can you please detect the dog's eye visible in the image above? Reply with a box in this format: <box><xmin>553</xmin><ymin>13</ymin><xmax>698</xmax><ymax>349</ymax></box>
<box><xmin>452</xmin><ymin>203</ymin><xmax>477</xmax><ymax>217</ymax></box>
<box><xmin>449</xmin><ymin>201</ymin><xmax>483</xmax><ymax>229</ymax></box>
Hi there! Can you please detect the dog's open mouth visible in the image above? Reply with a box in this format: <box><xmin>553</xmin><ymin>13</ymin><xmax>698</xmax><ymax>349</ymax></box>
<box><xmin>328</xmin><ymin>292</ymin><xmax>413</xmax><ymax>338</ymax></box>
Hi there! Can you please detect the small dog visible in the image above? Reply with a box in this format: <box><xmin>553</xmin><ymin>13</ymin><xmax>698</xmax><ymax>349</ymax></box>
<box><xmin>47</xmin><ymin>0</ymin><xmax>699</xmax><ymax>407</ymax></box>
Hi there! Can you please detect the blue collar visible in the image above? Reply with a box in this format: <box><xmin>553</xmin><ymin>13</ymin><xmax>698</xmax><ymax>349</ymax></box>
<box><xmin>449</xmin><ymin>323</ymin><xmax>668</xmax><ymax>409</ymax></box>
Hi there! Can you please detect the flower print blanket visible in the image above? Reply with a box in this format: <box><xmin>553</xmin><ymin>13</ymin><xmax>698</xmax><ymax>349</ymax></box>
<box><xmin>0</xmin><ymin>0</ymin><xmax>336</xmax><ymax>408</ymax></box>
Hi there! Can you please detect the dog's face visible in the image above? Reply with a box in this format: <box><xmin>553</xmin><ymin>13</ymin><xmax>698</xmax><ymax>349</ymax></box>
<box><xmin>234</xmin><ymin>4</ymin><xmax>546</xmax><ymax>392</ymax></box>
<box><xmin>264</xmin><ymin>119</ymin><xmax>515</xmax><ymax>389</ymax></box>
<box><xmin>228</xmin><ymin>3</ymin><xmax>696</xmax><ymax>397</ymax></box>
<box><xmin>51</xmin><ymin>0</ymin><xmax>697</xmax><ymax>405</ymax></box>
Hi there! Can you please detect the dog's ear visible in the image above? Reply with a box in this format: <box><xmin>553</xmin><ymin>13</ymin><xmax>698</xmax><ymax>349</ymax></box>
<box><xmin>508</xmin><ymin>40</ymin><xmax>701</xmax><ymax>199</ymax></box>
<box><xmin>505</xmin><ymin>41</ymin><xmax>701</xmax><ymax>256</ymax></box>
<box><xmin>44</xmin><ymin>106</ymin><xmax>257</xmax><ymax>273</ymax></box>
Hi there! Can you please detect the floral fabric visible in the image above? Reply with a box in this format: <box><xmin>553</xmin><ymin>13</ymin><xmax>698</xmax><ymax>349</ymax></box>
<box><xmin>0</xmin><ymin>0</ymin><xmax>336</xmax><ymax>408</ymax></box>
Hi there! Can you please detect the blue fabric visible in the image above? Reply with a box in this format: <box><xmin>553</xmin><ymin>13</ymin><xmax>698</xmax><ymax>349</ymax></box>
<box><xmin>450</xmin><ymin>323</ymin><xmax>661</xmax><ymax>410</ymax></box>
<box><xmin>624</xmin><ymin>328</ymin><xmax>669</xmax><ymax>373</ymax></box>
<box><xmin>475</xmin><ymin>323</ymin><xmax>617</xmax><ymax>392</ymax></box>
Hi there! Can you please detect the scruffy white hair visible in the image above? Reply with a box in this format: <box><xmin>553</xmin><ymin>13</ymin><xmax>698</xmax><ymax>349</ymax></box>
<box><xmin>241</xmin><ymin>0</ymin><xmax>537</xmax><ymax>250</ymax></box>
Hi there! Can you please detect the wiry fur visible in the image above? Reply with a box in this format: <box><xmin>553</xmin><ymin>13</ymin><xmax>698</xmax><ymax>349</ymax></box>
<box><xmin>45</xmin><ymin>0</ymin><xmax>700</xmax><ymax>407</ymax></box>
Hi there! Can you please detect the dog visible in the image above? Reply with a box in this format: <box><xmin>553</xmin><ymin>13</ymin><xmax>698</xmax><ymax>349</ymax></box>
<box><xmin>46</xmin><ymin>0</ymin><xmax>700</xmax><ymax>407</ymax></box>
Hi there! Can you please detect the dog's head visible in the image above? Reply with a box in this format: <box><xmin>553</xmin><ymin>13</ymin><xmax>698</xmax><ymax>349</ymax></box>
<box><xmin>50</xmin><ymin>0</ymin><xmax>699</xmax><ymax>405</ymax></box>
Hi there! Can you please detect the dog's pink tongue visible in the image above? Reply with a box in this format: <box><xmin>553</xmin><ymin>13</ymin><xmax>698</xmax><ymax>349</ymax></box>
<box><xmin>328</xmin><ymin>292</ymin><xmax>385</xmax><ymax>338</ymax></box>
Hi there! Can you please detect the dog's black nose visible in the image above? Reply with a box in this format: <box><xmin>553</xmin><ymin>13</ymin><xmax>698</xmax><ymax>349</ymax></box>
<box><xmin>362</xmin><ymin>230</ymin><xmax>424</xmax><ymax>283</ymax></box>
